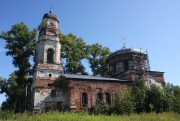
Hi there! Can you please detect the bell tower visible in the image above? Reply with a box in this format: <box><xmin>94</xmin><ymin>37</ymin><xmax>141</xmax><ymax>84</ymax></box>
<box><xmin>33</xmin><ymin>12</ymin><xmax>63</xmax><ymax>111</ymax></box>
<box><xmin>37</xmin><ymin>12</ymin><xmax>61</xmax><ymax>65</ymax></box>
<box><xmin>35</xmin><ymin>12</ymin><xmax>63</xmax><ymax>80</ymax></box>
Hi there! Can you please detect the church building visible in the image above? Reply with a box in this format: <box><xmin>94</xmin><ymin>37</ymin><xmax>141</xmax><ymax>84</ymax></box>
<box><xmin>32</xmin><ymin>12</ymin><xmax>164</xmax><ymax>112</ymax></box>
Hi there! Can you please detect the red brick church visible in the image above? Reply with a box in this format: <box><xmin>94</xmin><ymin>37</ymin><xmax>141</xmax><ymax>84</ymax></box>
<box><xmin>31</xmin><ymin>12</ymin><xmax>164</xmax><ymax>112</ymax></box>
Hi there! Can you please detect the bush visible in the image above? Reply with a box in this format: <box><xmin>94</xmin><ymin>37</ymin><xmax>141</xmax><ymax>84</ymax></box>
<box><xmin>88</xmin><ymin>102</ymin><xmax>115</xmax><ymax>115</ymax></box>
<box><xmin>0</xmin><ymin>110</ymin><xmax>15</xmax><ymax>120</ymax></box>
<box><xmin>132</xmin><ymin>80</ymin><xmax>147</xmax><ymax>113</ymax></box>
<box><xmin>114</xmin><ymin>89</ymin><xmax>135</xmax><ymax>115</ymax></box>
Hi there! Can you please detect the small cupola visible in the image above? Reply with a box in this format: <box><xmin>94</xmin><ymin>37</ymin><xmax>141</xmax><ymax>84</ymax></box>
<box><xmin>43</xmin><ymin>11</ymin><xmax>59</xmax><ymax>23</ymax></box>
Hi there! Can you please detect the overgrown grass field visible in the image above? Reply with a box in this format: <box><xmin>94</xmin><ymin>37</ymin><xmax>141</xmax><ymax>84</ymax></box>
<box><xmin>0</xmin><ymin>111</ymin><xmax>179</xmax><ymax>121</ymax></box>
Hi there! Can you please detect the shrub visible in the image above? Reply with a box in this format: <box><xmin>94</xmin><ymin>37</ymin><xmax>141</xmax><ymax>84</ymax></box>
<box><xmin>88</xmin><ymin>101</ymin><xmax>115</xmax><ymax>115</ymax></box>
<box><xmin>114</xmin><ymin>89</ymin><xmax>135</xmax><ymax>115</ymax></box>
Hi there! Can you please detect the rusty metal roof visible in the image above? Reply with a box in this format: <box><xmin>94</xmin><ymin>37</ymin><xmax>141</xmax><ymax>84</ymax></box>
<box><xmin>63</xmin><ymin>74</ymin><xmax>129</xmax><ymax>82</ymax></box>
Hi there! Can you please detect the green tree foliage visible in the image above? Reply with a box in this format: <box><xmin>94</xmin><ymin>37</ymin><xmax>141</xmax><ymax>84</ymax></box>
<box><xmin>59</xmin><ymin>34</ymin><xmax>111</xmax><ymax>76</ymax></box>
<box><xmin>114</xmin><ymin>89</ymin><xmax>135</xmax><ymax>115</ymax></box>
<box><xmin>88</xmin><ymin>102</ymin><xmax>114</xmax><ymax>115</ymax></box>
<box><xmin>88</xmin><ymin>82</ymin><xmax>180</xmax><ymax>115</ymax></box>
<box><xmin>87</xmin><ymin>43</ymin><xmax>110</xmax><ymax>76</ymax></box>
<box><xmin>0</xmin><ymin>23</ymin><xmax>37</xmax><ymax>111</ymax></box>
<box><xmin>173</xmin><ymin>86</ymin><xmax>180</xmax><ymax>113</ymax></box>
<box><xmin>146</xmin><ymin>84</ymin><xmax>166</xmax><ymax>113</ymax></box>
<box><xmin>133</xmin><ymin>81</ymin><xmax>179</xmax><ymax>114</ymax></box>
<box><xmin>59</xmin><ymin>33</ymin><xmax>89</xmax><ymax>75</ymax></box>
<box><xmin>0</xmin><ymin>23</ymin><xmax>37</xmax><ymax>86</ymax></box>
<box><xmin>132</xmin><ymin>80</ymin><xmax>147</xmax><ymax>113</ymax></box>
<box><xmin>162</xmin><ymin>83</ymin><xmax>174</xmax><ymax>112</ymax></box>
<box><xmin>0</xmin><ymin>74</ymin><xmax>20</xmax><ymax>110</ymax></box>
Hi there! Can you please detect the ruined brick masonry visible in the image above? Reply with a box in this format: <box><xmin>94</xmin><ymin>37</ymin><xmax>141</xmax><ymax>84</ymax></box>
<box><xmin>30</xmin><ymin>12</ymin><xmax>164</xmax><ymax>112</ymax></box>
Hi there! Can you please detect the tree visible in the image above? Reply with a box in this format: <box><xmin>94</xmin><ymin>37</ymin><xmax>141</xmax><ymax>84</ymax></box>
<box><xmin>59</xmin><ymin>33</ymin><xmax>89</xmax><ymax>75</ymax></box>
<box><xmin>162</xmin><ymin>83</ymin><xmax>174</xmax><ymax>112</ymax></box>
<box><xmin>114</xmin><ymin>89</ymin><xmax>135</xmax><ymax>115</ymax></box>
<box><xmin>172</xmin><ymin>85</ymin><xmax>180</xmax><ymax>113</ymax></box>
<box><xmin>88</xmin><ymin>102</ymin><xmax>113</xmax><ymax>115</ymax></box>
<box><xmin>132</xmin><ymin>80</ymin><xmax>147</xmax><ymax>113</ymax></box>
<box><xmin>173</xmin><ymin>85</ymin><xmax>180</xmax><ymax>97</ymax></box>
<box><xmin>0</xmin><ymin>74</ymin><xmax>20</xmax><ymax>110</ymax></box>
<box><xmin>0</xmin><ymin>23</ymin><xmax>37</xmax><ymax>85</ymax></box>
<box><xmin>0</xmin><ymin>23</ymin><xmax>37</xmax><ymax>111</ymax></box>
<box><xmin>88</xmin><ymin>43</ymin><xmax>110</xmax><ymax>76</ymax></box>
<box><xmin>146</xmin><ymin>84</ymin><xmax>165</xmax><ymax>113</ymax></box>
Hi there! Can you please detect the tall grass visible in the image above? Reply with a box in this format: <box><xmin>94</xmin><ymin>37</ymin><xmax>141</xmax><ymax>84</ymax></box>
<box><xmin>0</xmin><ymin>111</ymin><xmax>179</xmax><ymax>121</ymax></box>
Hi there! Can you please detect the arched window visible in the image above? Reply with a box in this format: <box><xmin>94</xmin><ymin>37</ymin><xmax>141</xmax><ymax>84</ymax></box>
<box><xmin>105</xmin><ymin>92</ymin><xmax>111</xmax><ymax>105</ymax></box>
<box><xmin>97</xmin><ymin>92</ymin><xmax>103</xmax><ymax>102</ymax></box>
<box><xmin>82</xmin><ymin>93</ymin><xmax>88</xmax><ymax>107</ymax></box>
<box><xmin>47</xmin><ymin>49</ymin><xmax>54</xmax><ymax>63</ymax></box>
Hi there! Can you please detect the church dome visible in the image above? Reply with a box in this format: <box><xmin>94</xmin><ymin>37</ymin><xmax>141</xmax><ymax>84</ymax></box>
<box><xmin>107</xmin><ymin>44</ymin><xmax>146</xmax><ymax>60</ymax></box>
<box><xmin>43</xmin><ymin>12</ymin><xmax>59</xmax><ymax>22</ymax></box>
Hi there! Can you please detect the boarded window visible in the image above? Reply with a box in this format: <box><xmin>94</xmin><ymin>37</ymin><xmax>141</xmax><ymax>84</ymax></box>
<box><xmin>47</xmin><ymin>49</ymin><xmax>54</xmax><ymax>63</ymax></box>
<box><xmin>82</xmin><ymin>93</ymin><xmax>88</xmax><ymax>107</ymax></box>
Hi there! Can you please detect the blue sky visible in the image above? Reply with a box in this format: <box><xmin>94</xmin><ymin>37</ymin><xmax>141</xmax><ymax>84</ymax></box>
<box><xmin>0</xmin><ymin>0</ymin><xmax>180</xmax><ymax>106</ymax></box>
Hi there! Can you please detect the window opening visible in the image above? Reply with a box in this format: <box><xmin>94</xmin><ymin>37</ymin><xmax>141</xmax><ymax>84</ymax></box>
<box><xmin>97</xmin><ymin>93</ymin><xmax>103</xmax><ymax>102</ymax></box>
<box><xmin>105</xmin><ymin>92</ymin><xmax>111</xmax><ymax>105</ymax></box>
<box><xmin>116</xmin><ymin>62</ymin><xmax>124</xmax><ymax>74</ymax></box>
<box><xmin>82</xmin><ymin>93</ymin><xmax>88</xmax><ymax>107</ymax></box>
<box><xmin>48</xmin><ymin>84</ymin><xmax>53</xmax><ymax>87</ymax></box>
<box><xmin>49</xmin><ymin>74</ymin><xmax>52</xmax><ymax>77</ymax></box>
<box><xmin>128</xmin><ymin>61</ymin><xmax>134</xmax><ymax>70</ymax></box>
<box><xmin>47</xmin><ymin>49</ymin><xmax>54</xmax><ymax>63</ymax></box>
<box><xmin>124</xmin><ymin>60</ymin><xmax>129</xmax><ymax>71</ymax></box>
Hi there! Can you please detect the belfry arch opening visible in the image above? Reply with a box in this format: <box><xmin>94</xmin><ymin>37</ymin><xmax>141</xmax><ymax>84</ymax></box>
<box><xmin>47</xmin><ymin>48</ymin><xmax>54</xmax><ymax>64</ymax></box>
